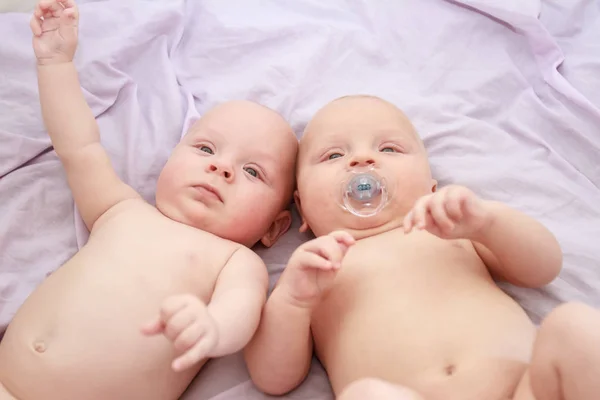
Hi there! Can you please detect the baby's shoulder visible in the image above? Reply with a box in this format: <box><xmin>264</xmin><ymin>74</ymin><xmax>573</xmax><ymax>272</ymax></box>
<box><xmin>215</xmin><ymin>246</ymin><xmax>268</xmax><ymax>287</ymax></box>
<box><xmin>225</xmin><ymin>245</ymin><xmax>266</xmax><ymax>268</ymax></box>
<box><xmin>89</xmin><ymin>198</ymin><xmax>152</xmax><ymax>233</ymax></box>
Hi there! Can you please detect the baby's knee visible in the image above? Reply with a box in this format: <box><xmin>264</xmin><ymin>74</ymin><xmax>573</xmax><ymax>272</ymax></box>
<box><xmin>540</xmin><ymin>302</ymin><xmax>600</xmax><ymax>350</ymax></box>
<box><xmin>0</xmin><ymin>381</ymin><xmax>17</xmax><ymax>400</ymax></box>
<box><xmin>338</xmin><ymin>378</ymin><xmax>421</xmax><ymax>400</ymax></box>
<box><xmin>339</xmin><ymin>378</ymin><xmax>389</xmax><ymax>399</ymax></box>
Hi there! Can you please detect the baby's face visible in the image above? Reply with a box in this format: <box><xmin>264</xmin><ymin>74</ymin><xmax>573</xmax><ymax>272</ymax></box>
<box><xmin>296</xmin><ymin>96</ymin><xmax>436</xmax><ymax>238</ymax></box>
<box><xmin>156</xmin><ymin>101</ymin><xmax>297</xmax><ymax>247</ymax></box>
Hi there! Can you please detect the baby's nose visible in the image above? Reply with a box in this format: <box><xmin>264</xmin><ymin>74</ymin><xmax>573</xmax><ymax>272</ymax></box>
<box><xmin>349</xmin><ymin>155</ymin><xmax>376</xmax><ymax>168</ymax></box>
<box><xmin>208</xmin><ymin>163</ymin><xmax>233</xmax><ymax>179</ymax></box>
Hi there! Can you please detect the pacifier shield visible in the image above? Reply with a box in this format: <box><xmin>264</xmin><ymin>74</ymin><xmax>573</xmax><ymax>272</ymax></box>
<box><xmin>341</xmin><ymin>171</ymin><xmax>389</xmax><ymax>217</ymax></box>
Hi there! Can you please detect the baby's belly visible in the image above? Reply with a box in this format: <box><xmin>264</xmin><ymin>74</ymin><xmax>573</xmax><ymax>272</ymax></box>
<box><xmin>0</xmin><ymin>255</ymin><xmax>204</xmax><ymax>400</ymax></box>
<box><xmin>313</xmin><ymin>275</ymin><xmax>536</xmax><ymax>399</ymax></box>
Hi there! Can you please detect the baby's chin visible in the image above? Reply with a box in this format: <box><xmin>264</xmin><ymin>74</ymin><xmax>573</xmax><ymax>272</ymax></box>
<box><xmin>158</xmin><ymin>206</ymin><xmax>258</xmax><ymax>246</ymax></box>
<box><xmin>347</xmin><ymin>219</ymin><xmax>403</xmax><ymax>240</ymax></box>
<box><xmin>314</xmin><ymin>213</ymin><xmax>403</xmax><ymax>240</ymax></box>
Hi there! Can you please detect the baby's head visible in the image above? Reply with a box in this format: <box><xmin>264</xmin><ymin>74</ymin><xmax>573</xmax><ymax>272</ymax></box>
<box><xmin>295</xmin><ymin>95</ymin><xmax>437</xmax><ymax>239</ymax></box>
<box><xmin>156</xmin><ymin>100</ymin><xmax>298</xmax><ymax>248</ymax></box>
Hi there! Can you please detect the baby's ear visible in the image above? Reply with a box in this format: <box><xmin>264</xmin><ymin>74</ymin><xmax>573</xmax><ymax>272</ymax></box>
<box><xmin>260</xmin><ymin>210</ymin><xmax>292</xmax><ymax>248</ymax></box>
<box><xmin>294</xmin><ymin>190</ymin><xmax>309</xmax><ymax>233</ymax></box>
<box><xmin>431</xmin><ymin>179</ymin><xmax>438</xmax><ymax>193</ymax></box>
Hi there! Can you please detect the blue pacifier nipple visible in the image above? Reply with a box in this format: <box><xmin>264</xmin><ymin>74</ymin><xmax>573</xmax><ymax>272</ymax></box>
<box><xmin>340</xmin><ymin>169</ymin><xmax>390</xmax><ymax>217</ymax></box>
<box><xmin>348</xmin><ymin>174</ymin><xmax>381</xmax><ymax>202</ymax></box>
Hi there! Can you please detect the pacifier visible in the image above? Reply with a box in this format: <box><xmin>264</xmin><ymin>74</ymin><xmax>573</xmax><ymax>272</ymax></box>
<box><xmin>339</xmin><ymin>167</ymin><xmax>391</xmax><ymax>217</ymax></box>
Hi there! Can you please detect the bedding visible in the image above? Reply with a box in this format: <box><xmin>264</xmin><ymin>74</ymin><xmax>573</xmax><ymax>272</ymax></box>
<box><xmin>1</xmin><ymin>0</ymin><xmax>599</xmax><ymax>398</ymax></box>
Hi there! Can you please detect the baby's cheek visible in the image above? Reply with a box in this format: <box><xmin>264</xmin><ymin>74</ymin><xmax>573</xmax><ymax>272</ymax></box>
<box><xmin>303</xmin><ymin>193</ymin><xmax>335</xmax><ymax>223</ymax></box>
<box><xmin>232</xmin><ymin>194</ymin><xmax>274</xmax><ymax>225</ymax></box>
<box><xmin>156</xmin><ymin>166</ymin><xmax>178</xmax><ymax>199</ymax></box>
<box><xmin>160</xmin><ymin>157</ymin><xmax>187</xmax><ymax>185</ymax></box>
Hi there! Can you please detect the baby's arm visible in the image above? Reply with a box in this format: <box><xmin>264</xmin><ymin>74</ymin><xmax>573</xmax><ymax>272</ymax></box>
<box><xmin>245</xmin><ymin>231</ymin><xmax>354</xmax><ymax>395</ymax></box>
<box><xmin>244</xmin><ymin>286</ymin><xmax>315</xmax><ymax>395</ymax></box>
<box><xmin>32</xmin><ymin>0</ymin><xmax>139</xmax><ymax>231</ymax></box>
<box><xmin>142</xmin><ymin>248</ymin><xmax>268</xmax><ymax>371</ymax></box>
<box><xmin>206</xmin><ymin>248</ymin><xmax>269</xmax><ymax>357</ymax></box>
<box><xmin>404</xmin><ymin>185</ymin><xmax>562</xmax><ymax>288</ymax></box>
<box><xmin>472</xmin><ymin>201</ymin><xmax>562</xmax><ymax>288</ymax></box>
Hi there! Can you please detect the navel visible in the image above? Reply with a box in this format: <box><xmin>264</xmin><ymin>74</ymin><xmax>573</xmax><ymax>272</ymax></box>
<box><xmin>444</xmin><ymin>364</ymin><xmax>457</xmax><ymax>376</ymax></box>
<box><xmin>32</xmin><ymin>340</ymin><xmax>47</xmax><ymax>353</ymax></box>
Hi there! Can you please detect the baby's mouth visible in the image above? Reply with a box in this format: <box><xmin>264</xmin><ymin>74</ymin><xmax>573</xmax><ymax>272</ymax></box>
<box><xmin>192</xmin><ymin>184</ymin><xmax>223</xmax><ymax>203</ymax></box>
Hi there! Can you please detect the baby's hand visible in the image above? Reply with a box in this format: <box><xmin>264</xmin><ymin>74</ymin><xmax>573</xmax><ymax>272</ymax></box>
<box><xmin>142</xmin><ymin>294</ymin><xmax>218</xmax><ymax>372</ymax></box>
<box><xmin>403</xmin><ymin>185</ymin><xmax>491</xmax><ymax>240</ymax></box>
<box><xmin>280</xmin><ymin>230</ymin><xmax>355</xmax><ymax>309</ymax></box>
<box><xmin>30</xmin><ymin>0</ymin><xmax>78</xmax><ymax>65</ymax></box>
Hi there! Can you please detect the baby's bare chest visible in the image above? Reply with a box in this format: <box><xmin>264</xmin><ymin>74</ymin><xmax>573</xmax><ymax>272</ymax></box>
<box><xmin>312</xmin><ymin>230</ymin><xmax>535</xmax><ymax>393</ymax></box>
<box><xmin>318</xmin><ymin>233</ymin><xmax>519</xmax><ymax>334</ymax></box>
<box><xmin>314</xmin><ymin>230</ymin><xmax>498</xmax><ymax>329</ymax></box>
<box><xmin>338</xmin><ymin>230</ymin><xmax>489</xmax><ymax>291</ymax></box>
<box><xmin>69</xmin><ymin>211</ymin><xmax>237</xmax><ymax>301</ymax></box>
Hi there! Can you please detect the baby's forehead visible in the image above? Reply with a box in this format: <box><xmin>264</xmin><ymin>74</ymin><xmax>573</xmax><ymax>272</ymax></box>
<box><xmin>188</xmin><ymin>111</ymin><xmax>294</xmax><ymax>143</ymax></box>
<box><xmin>301</xmin><ymin>98</ymin><xmax>418</xmax><ymax>146</ymax></box>
<box><xmin>300</xmin><ymin>123</ymin><xmax>416</xmax><ymax>149</ymax></box>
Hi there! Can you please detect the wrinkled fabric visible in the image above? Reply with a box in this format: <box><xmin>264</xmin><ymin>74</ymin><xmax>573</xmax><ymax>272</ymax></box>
<box><xmin>1</xmin><ymin>0</ymin><xmax>599</xmax><ymax>398</ymax></box>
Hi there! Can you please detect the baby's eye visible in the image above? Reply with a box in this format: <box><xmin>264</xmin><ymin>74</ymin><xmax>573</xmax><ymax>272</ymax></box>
<box><xmin>328</xmin><ymin>153</ymin><xmax>343</xmax><ymax>160</ymax></box>
<box><xmin>200</xmin><ymin>146</ymin><xmax>214</xmax><ymax>155</ymax></box>
<box><xmin>244</xmin><ymin>167</ymin><xmax>258</xmax><ymax>178</ymax></box>
<box><xmin>380</xmin><ymin>147</ymin><xmax>397</xmax><ymax>153</ymax></box>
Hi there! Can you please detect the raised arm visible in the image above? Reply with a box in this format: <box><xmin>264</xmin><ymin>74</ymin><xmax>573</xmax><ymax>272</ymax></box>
<box><xmin>245</xmin><ymin>231</ymin><xmax>355</xmax><ymax>395</ymax></box>
<box><xmin>31</xmin><ymin>0</ymin><xmax>139</xmax><ymax>231</ymax></box>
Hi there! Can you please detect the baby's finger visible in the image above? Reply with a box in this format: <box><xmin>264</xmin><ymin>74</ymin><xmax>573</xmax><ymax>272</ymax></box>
<box><xmin>429</xmin><ymin>192</ymin><xmax>454</xmax><ymax>232</ymax></box>
<box><xmin>164</xmin><ymin>308</ymin><xmax>198</xmax><ymax>341</ymax></box>
<box><xmin>60</xmin><ymin>6</ymin><xmax>77</xmax><ymax>25</ymax></box>
<box><xmin>445</xmin><ymin>188</ymin><xmax>464</xmax><ymax>221</ymax></box>
<box><xmin>173</xmin><ymin>322</ymin><xmax>206</xmax><ymax>353</ymax></box>
<box><xmin>423</xmin><ymin>209</ymin><xmax>442</xmax><ymax>235</ymax></box>
<box><xmin>34</xmin><ymin>3</ymin><xmax>43</xmax><ymax>19</ymax></box>
<box><xmin>59</xmin><ymin>0</ymin><xmax>79</xmax><ymax>34</ymax></box>
<box><xmin>63</xmin><ymin>7</ymin><xmax>76</xmax><ymax>19</ymax></box>
<box><xmin>299</xmin><ymin>251</ymin><xmax>335</xmax><ymax>271</ymax></box>
<box><xmin>412</xmin><ymin>198</ymin><xmax>429</xmax><ymax>230</ymax></box>
<box><xmin>464</xmin><ymin>195</ymin><xmax>487</xmax><ymax>223</ymax></box>
<box><xmin>329</xmin><ymin>231</ymin><xmax>356</xmax><ymax>248</ymax></box>
<box><xmin>403</xmin><ymin>211</ymin><xmax>414</xmax><ymax>233</ymax></box>
<box><xmin>33</xmin><ymin>2</ymin><xmax>51</xmax><ymax>25</ymax></box>
<box><xmin>317</xmin><ymin>236</ymin><xmax>345</xmax><ymax>267</ymax></box>
<box><xmin>57</xmin><ymin>0</ymin><xmax>77</xmax><ymax>10</ymax></box>
<box><xmin>30</xmin><ymin>15</ymin><xmax>42</xmax><ymax>36</ymax></box>
<box><xmin>38</xmin><ymin>0</ymin><xmax>60</xmax><ymax>16</ymax></box>
<box><xmin>140</xmin><ymin>316</ymin><xmax>165</xmax><ymax>336</ymax></box>
<box><xmin>160</xmin><ymin>295</ymin><xmax>192</xmax><ymax>322</ymax></box>
<box><xmin>36</xmin><ymin>0</ymin><xmax>52</xmax><ymax>12</ymax></box>
<box><xmin>303</xmin><ymin>236</ymin><xmax>342</xmax><ymax>265</ymax></box>
<box><xmin>172</xmin><ymin>338</ymin><xmax>212</xmax><ymax>372</ymax></box>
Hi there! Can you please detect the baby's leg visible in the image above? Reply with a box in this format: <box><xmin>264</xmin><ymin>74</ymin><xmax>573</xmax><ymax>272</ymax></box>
<box><xmin>514</xmin><ymin>302</ymin><xmax>600</xmax><ymax>400</ymax></box>
<box><xmin>0</xmin><ymin>381</ymin><xmax>17</xmax><ymax>400</ymax></box>
<box><xmin>338</xmin><ymin>378</ymin><xmax>425</xmax><ymax>400</ymax></box>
